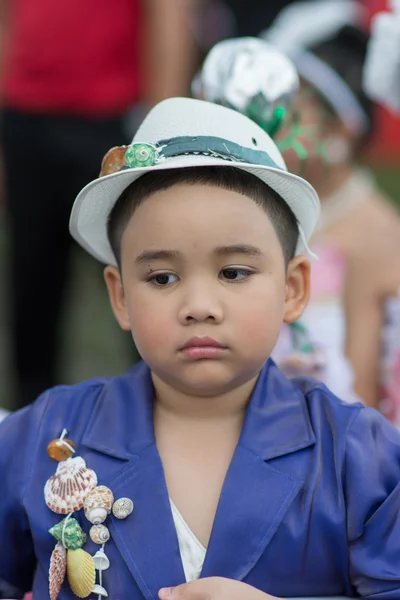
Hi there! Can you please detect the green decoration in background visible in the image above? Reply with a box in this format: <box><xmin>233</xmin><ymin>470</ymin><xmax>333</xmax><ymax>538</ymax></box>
<box><xmin>289</xmin><ymin>321</ymin><xmax>314</xmax><ymax>355</ymax></box>
<box><xmin>245</xmin><ymin>93</ymin><xmax>287</xmax><ymax>138</ymax></box>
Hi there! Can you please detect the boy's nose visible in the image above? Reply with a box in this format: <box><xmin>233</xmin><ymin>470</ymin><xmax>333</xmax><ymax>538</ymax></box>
<box><xmin>178</xmin><ymin>286</ymin><xmax>224</xmax><ymax>325</ymax></box>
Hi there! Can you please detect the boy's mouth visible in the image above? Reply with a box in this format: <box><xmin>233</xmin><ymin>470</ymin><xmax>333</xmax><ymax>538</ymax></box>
<box><xmin>180</xmin><ymin>337</ymin><xmax>228</xmax><ymax>359</ymax></box>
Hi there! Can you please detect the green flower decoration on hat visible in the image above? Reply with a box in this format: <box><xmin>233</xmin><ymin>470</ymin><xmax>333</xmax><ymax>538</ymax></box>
<box><xmin>125</xmin><ymin>143</ymin><xmax>158</xmax><ymax>168</ymax></box>
<box><xmin>49</xmin><ymin>517</ymin><xmax>87</xmax><ymax>550</ymax></box>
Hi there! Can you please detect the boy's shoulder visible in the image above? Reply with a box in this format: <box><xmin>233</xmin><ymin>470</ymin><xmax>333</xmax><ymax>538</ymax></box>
<box><xmin>268</xmin><ymin>360</ymin><xmax>364</xmax><ymax>424</ymax></box>
<box><xmin>42</xmin><ymin>374</ymin><xmax>112</xmax><ymax>408</ymax></box>
<box><xmin>30</xmin><ymin>373</ymin><xmax>116</xmax><ymax>426</ymax></box>
<box><xmin>291</xmin><ymin>373</ymin><xmax>363</xmax><ymax>424</ymax></box>
<box><xmin>39</xmin><ymin>360</ymin><xmax>149</xmax><ymax>406</ymax></box>
<box><xmin>288</xmin><ymin>372</ymin><xmax>398</xmax><ymax>450</ymax></box>
<box><xmin>291</xmin><ymin>375</ymin><xmax>363</xmax><ymax>411</ymax></box>
<box><xmin>38</xmin><ymin>363</ymin><xmax>148</xmax><ymax>424</ymax></box>
<box><xmin>0</xmin><ymin>362</ymin><xmax>150</xmax><ymax>445</ymax></box>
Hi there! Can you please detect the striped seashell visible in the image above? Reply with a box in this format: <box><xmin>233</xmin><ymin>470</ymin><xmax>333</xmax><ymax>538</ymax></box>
<box><xmin>84</xmin><ymin>486</ymin><xmax>114</xmax><ymax>524</ymax></box>
<box><xmin>89</xmin><ymin>524</ymin><xmax>110</xmax><ymax>545</ymax></box>
<box><xmin>67</xmin><ymin>548</ymin><xmax>96</xmax><ymax>598</ymax></box>
<box><xmin>49</xmin><ymin>542</ymin><xmax>67</xmax><ymax>600</ymax></box>
<box><xmin>44</xmin><ymin>457</ymin><xmax>98</xmax><ymax>514</ymax></box>
<box><xmin>112</xmin><ymin>497</ymin><xmax>134</xmax><ymax>519</ymax></box>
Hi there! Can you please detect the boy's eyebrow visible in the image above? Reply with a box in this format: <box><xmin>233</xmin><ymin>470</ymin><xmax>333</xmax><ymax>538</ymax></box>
<box><xmin>135</xmin><ymin>245</ymin><xmax>264</xmax><ymax>264</ymax></box>
<box><xmin>214</xmin><ymin>244</ymin><xmax>265</xmax><ymax>257</ymax></box>
<box><xmin>135</xmin><ymin>249</ymin><xmax>181</xmax><ymax>264</ymax></box>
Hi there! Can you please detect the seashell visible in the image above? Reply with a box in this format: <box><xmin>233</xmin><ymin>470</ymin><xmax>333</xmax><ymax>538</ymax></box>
<box><xmin>49</xmin><ymin>542</ymin><xmax>67</xmax><ymax>600</ymax></box>
<box><xmin>49</xmin><ymin>517</ymin><xmax>87</xmax><ymax>550</ymax></box>
<box><xmin>45</xmin><ymin>457</ymin><xmax>98</xmax><ymax>514</ymax></box>
<box><xmin>112</xmin><ymin>497</ymin><xmax>134</xmax><ymax>519</ymax></box>
<box><xmin>47</xmin><ymin>438</ymin><xmax>75</xmax><ymax>461</ymax></box>
<box><xmin>125</xmin><ymin>142</ymin><xmax>158</xmax><ymax>168</ymax></box>
<box><xmin>85</xmin><ymin>506</ymin><xmax>108</xmax><ymax>525</ymax></box>
<box><xmin>92</xmin><ymin>584</ymin><xmax>108</xmax><ymax>597</ymax></box>
<box><xmin>84</xmin><ymin>486</ymin><xmax>114</xmax><ymax>524</ymax></box>
<box><xmin>89</xmin><ymin>524</ymin><xmax>110</xmax><ymax>545</ymax></box>
<box><xmin>99</xmin><ymin>145</ymin><xmax>128</xmax><ymax>177</ymax></box>
<box><xmin>93</xmin><ymin>548</ymin><xmax>110</xmax><ymax>571</ymax></box>
<box><xmin>67</xmin><ymin>548</ymin><xmax>96</xmax><ymax>598</ymax></box>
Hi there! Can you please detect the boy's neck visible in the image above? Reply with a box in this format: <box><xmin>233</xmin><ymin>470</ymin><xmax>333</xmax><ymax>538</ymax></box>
<box><xmin>151</xmin><ymin>372</ymin><xmax>258</xmax><ymax>424</ymax></box>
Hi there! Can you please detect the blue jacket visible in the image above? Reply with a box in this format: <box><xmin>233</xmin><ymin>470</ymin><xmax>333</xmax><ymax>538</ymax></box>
<box><xmin>1</xmin><ymin>360</ymin><xmax>400</xmax><ymax>599</ymax></box>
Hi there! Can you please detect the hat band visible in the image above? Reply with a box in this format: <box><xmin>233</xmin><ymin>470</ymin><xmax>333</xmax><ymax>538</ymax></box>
<box><xmin>100</xmin><ymin>136</ymin><xmax>283</xmax><ymax>177</ymax></box>
<box><xmin>154</xmin><ymin>136</ymin><xmax>282</xmax><ymax>169</ymax></box>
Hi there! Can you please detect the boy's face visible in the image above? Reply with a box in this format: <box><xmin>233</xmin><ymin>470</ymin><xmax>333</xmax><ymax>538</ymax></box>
<box><xmin>105</xmin><ymin>182</ymin><xmax>310</xmax><ymax>397</ymax></box>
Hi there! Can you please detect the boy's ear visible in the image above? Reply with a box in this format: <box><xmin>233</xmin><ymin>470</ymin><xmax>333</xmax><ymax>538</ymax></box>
<box><xmin>104</xmin><ymin>266</ymin><xmax>131</xmax><ymax>331</ymax></box>
<box><xmin>283</xmin><ymin>256</ymin><xmax>311</xmax><ymax>323</ymax></box>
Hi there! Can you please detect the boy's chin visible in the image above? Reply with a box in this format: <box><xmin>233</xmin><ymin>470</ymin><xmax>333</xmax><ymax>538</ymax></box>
<box><xmin>166</xmin><ymin>361</ymin><xmax>260</xmax><ymax>397</ymax></box>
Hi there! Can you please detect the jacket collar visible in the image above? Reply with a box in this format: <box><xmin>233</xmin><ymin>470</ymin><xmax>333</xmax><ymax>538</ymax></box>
<box><xmin>83</xmin><ymin>359</ymin><xmax>315</xmax><ymax>462</ymax></box>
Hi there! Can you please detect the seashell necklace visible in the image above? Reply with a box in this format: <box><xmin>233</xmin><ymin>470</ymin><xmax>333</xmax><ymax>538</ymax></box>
<box><xmin>44</xmin><ymin>429</ymin><xmax>134</xmax><ymax>600</ymax></box>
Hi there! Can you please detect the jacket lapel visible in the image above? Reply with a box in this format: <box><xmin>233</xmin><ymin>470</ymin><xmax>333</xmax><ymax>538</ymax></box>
<box><xmin>104</xmin><ymin>445</ymin><xmax>186</xmax><ymax>599</ymax></box>
<box><xmin>81</xmin><ymin>363</ymin><xmax>185</xmax><ymax>600</ymax></box>
<box><xmin>201</xmin><ymin>360</ymin><xmax>316</xmax><ymax>580</ymax></box>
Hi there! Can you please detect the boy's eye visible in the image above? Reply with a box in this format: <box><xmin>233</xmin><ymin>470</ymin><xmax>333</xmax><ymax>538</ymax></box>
<box><xmin>149</xmin><ymin>273</ymin><xmax>179</xmax><ymax>286</ymax></box>
<box><xmin>220</xmin><ymin>268</ymin><xmax>252</xmax><ymax>281</ymax></box>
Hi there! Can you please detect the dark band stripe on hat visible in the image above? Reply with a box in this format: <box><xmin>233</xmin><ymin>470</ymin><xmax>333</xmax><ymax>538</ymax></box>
<box><xmin>156</xmin><ymin>136</ymin><xmax>282</xmax><ymax>169</ymax></box>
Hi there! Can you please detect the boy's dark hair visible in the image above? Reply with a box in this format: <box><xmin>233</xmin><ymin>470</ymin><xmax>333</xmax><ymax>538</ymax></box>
<box><xmin>107</xmin><ymin>166</ymin><xmax>299</xmax><ymax>268</ymax></box>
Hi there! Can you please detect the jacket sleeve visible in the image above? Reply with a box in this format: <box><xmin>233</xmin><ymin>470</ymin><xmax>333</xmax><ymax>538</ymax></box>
<box><xmin>345</xmin><ymin>406</ymin><xmax>400</xmax><ymax>598</ymax></box>
<box><xmin>0</xmin><ymin>392</ymin><xmax>49</xmax><ymax>594</ymax></box>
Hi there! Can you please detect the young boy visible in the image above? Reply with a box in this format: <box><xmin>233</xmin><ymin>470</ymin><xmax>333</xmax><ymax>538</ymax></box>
<box><xmin>0</xmin><ymin>98</ymin><xmax>399</xmax><ymax>600</ymax></box>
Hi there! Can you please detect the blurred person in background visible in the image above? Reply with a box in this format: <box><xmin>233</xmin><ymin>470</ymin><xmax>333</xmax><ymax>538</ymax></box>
<box><xmin>196</xmin><ymin>0</ymin><xmax>400</xmax><ymax>424</ymax></box>
<box><xmin>0</xmin><ymin>0</ymin><xmax>197</xmax><ymax>410</ymax></box>
<box><xmin>262</xmin><ymin>1</ymin><xmax>400</xmax><ymax>419</ymax></box>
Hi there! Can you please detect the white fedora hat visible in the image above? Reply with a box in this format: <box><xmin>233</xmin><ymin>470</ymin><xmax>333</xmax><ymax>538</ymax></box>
<box><xmin>70</xmin><ymin>97</ymin><xmax>320</xmax><ymax>265</ymax></box>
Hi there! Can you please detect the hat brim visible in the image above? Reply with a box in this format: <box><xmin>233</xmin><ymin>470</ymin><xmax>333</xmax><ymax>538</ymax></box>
<box><xmin>70</xmin><ymin>154</ymin><xmax>320</xmax><ymax>265</ymax></box>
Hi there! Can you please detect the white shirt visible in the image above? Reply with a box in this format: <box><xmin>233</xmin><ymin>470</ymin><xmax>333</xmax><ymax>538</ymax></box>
<box><xmin>170</xmin><ymin>500</ymin><xmax>206</xmax><ymax>582</ymax></box>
